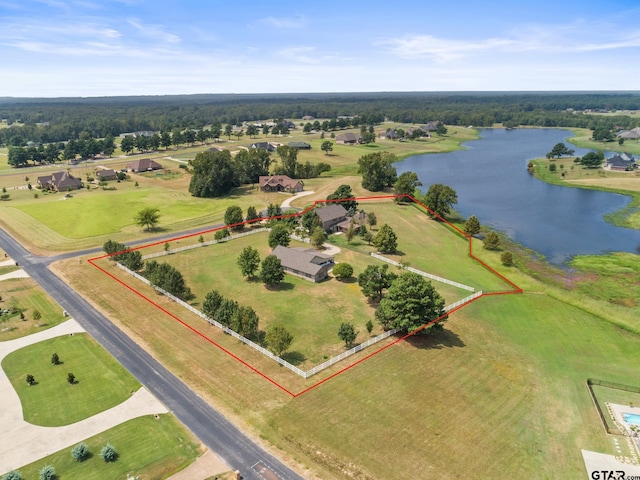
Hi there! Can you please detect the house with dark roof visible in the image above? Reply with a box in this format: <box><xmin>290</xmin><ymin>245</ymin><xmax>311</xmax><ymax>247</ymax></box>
<box><xmin>250</xmin><ymin>142</ymin><xmax>278</xmax><ymax>152</ymax></box>
<box><xmin>316</xmin><ymin>204</ymin><xmax>348</xmax><ymax>232</ymax></box>
<box><xmin>335</xmin><ymin>133</ymin><xmax>361</xmax><ymax>145</ymax></box>
<box><xmin>421</xmin><ymin>121</ymin><xmax>439</xmax><ymax>132</ymax></box>
<box><xmin>272</xmin><ymin>246</ymin><xmax>334</xmax><ymax>282</ymax></box>
<box><xmin>259</xmin><ymin>175</ymin><xmax>304</xmax><ymax>193</ymax></box>
<box><xmin>37</xmin><ymin>171</ymin><xmax>83</xmax><ymax>191</ymax></box>
<box><xmin>96</xmin><ymin>169</ymin><xmax>118</xmax><ymax>181</ymax></box>
<box><xmin>381</xmin><ymin>129</ymin><xmax>400</xmax><ymax>140</ymax></box>
<box><xmin>288</xmin><ymin>141</ymin><xmax>311</xmax><ymax>149</ymax></box>
<box><xmin>606</xmin><ymin>153</ymin><xmax>636</xmax><ymax>171</ymax></box>
<box><xmin>127</xmin><ymin>158</ymin><xmax>163</xmax><ymax>172</ymax></box>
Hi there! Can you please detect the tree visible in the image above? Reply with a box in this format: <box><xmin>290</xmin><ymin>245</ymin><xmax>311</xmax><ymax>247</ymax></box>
<box><xmin>375</xmin><ymin>272</ymin><xmax>446</xmax><ymax>334</ymax></box>
<box><xmin>260</xmin><ymin>255</ymin><xmax>285</xmax><ymax>287</ymax></box>
<box><xmin>548</xmin><ymin>163</ymin><xmax>557</xmax><ymax>172</ymax></box>
<box><xmin>546</xmin><ymin>142</ymin><xmax>574</xmax><ymax>159</ymax></box>
<box><xmin>435</xmin><ymin>121</ymin><xmax>448</xmax><ymax>135</ymax></box>
<box><xmin>579</xmin><ymin>151</ymin><xmax>605</xmax><ymax>168</ymax></box>
<box><xmin>39</xmin><ymin>465</ymin><xmax>56</xmax><ymax>480</ymax></box>
<box><xmin>592</xmin><ymin>127</ymin><xmax>614</xmax><ymax>142</ymax></box>
<box><xmin>188</xmin><ymin>150</ymin><xmax>240</xmax><ymax>198</ymax></box>
<box><xmin>265</xmin><ymin>323</ymin><xmax>293</xmax><ymax>356</ymax></box>
<box><xmin>333</xmin><ymin>263</ymin><xmax>353</xmax><ymax>281</ymax></box>
<box><xmin>120</xmin><ymin>135</ymin><xmax>134</xmax><ymax>155</ymax></box>
<box><xmin>357</xmin><ymin>152</ymin><xmax>397</xmax><ymax>191</ymax></box>
<box><xmin>310</xmin><ymin>226</ymin><xmax>327</xmax><ymax>249</ymax></box>
<box><xmin>464</xmin><ymin>215</ymin><xmax>481</xmax><ymax>236</ymax></box>
<box><xmin>134</xmin><ymin>207</ymin><xmax>160</xmax><ymax>231</ymax></box>
<box><xmin>373</xmin><ymin>224</ymin><xmax>398</xmax><ymax>254</ymax></box>
<box><xmin>216</xmin><ymin>298</ymin><xmax>238</xmax><ymax>327</ymax></box>
<box><xmin>484</xmin><ymin>231</ymin><xmax>501</xmax><ymax>250</ymax></box>
<box><xmin>423</xmin><ymin>184</ymin><xmax>458</xmax><ymax>219</ymax></box>
<box><xmin>202</xmin><ymin>290</ymin><xmax>223</xmax><ymax>318</ymax></box>
<box><xmin>230</xmin><ymin>305</ymin><xmax>259</xmax><ymax>338</ymax></box>
<box><xmin>246</xmin><ymin>206</ymin><xmax>261</xmax><ymax>224</ymax></box>
<box><xmin>345</xmin><ymin>222</ymin><xmax>357</xmax><ymax>244</ymax></box>
<box><xmin>67</xmin><ymin>372</ymin><xmax>76</xmax><ymax>384</ymax></box>
<box><xmin>367</xmin><ymin>212</ymin><xmax>377</xmax><ymax>229</ymax></box>
<box><xmin>327</xmin><ymin>185</ymin><xmax>358</xmax><ymax>213</ymax></box>
<box><xmin>366</xmin><ymin>320</ymin><xmax>374</xmax><ymax>335</ymax></box>
<box><xmin>275</xmin><ymin>145</ymin><xmax>298</xmax><ymax>177</ymax></box>
<box><xmin>393</xmin><ymin>171</ymin><xmax>422</xmax><ymax>200</ymax></box>
<box><xmin>235</xmin><ymin>148</ymin><xmax>271</xmax><ymax>184</ymax></box>
<box><xmin>338</xmin><ymin>322</ymin><xmax>358</xmax><ymax>347</ymax></box>
<box><xmin>268</xmin><ymin>224</ymin><xmax>291</xmax><ymax>248</ymax></box>
<box><xmin>358</xmin><ymin>264</ymin><xmax>396</xmax><ymax>303</ymax></box>
<box><xmin>26</xmin><ymin>374</ymin><xmax>35</xmax><ymax>386</ymax></box>
<box><xmin>214</xmin><ymin>228</ymin><xmax>230</xmax><ymax>241</ymax></box>
<box><xmin>246</xmin><ymin>124</ymin><xmax>258</xmax><ymax>138</ymax></box>
<box><xmin>100</xmin><ymin>443</ymin><xmax>118</xmax><ymax>462</ymax></box>
<box><xmin>51</xmin><ymin>353</ymin><xmax>60</xmax><ymax>365</ymax></box>
<box><xmin>501</xmin><ymin>251</ymin><xmax>514</xmax><ymax>266</ymax></box>
<box><xmin>224</xmin><ymin>205</ymin><xmax>244</xmax><ymax>231</ymax></box>
<box><xmin>224</xmin><ymin>124</ymin><xmax>233</xmax><ymax>140</ymax></box>
<box><xmin>71</xmin><ymin>442</ymin><xmax>90</xmax><ymax>462</ymax></box>
<box><xmin>237</xmin><ymin>246</ymin><xmax>260</xmax><ymax>279</ymax></box>
<box><xmin>321</xmin><ymin>140</ymin><xmax>334</xmax><ymax>155</ymax></box>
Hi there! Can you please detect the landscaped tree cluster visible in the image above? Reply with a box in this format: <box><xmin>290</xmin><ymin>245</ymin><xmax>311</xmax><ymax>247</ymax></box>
<box><xmin>141</xmin><ymin>260</ymin><xmax>194</xmax><ymax>301</ymax></box>
<box><xmin>393</xmin><ymin>171</ymin><xmax>422</xmax><ymax>200</ymax></box>
<box><xmin>546</xmin><ymin>142</ymin><xmax>575</xmax><ymax>159</ymax></box>
<box><xmin>422</xmin><ymin>184</ymin><xmax>458</xmax><ymax>220</ymax></box>
<box><xmin>358</xmin><ymin>264</ymin><xmax>397</xmax><ymax>303</ymax></box>
<box><xmin>103</xmin><ymin>240</ymin><xmax>143</xmax><ymax>271</ymax></box>
<box><xmin>357</xmin><ymin>152</ymin><xmax>398</xmax><ymax>192</ymax></box>
<box><xmin>237</xmin><ymin>246</ymin><xmax>261</xmax><ymax>279</ymax></box>
<box><xmin>201</xmin><ymin>289</ymin><xmax>259</xmax><ymax>338</ymax></box>
<box><xmin>575</xmin><ymin>151</ymin><xmax>605</xmax><ymax>168</ymax></box>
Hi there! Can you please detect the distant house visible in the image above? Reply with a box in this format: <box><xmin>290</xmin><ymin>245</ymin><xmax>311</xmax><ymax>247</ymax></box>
<box><xmin>127</xmin><ymin>158</ymin><xmax>163</xmax><ymax>172</ymax></box>
<box><xmin>606</xmin><ymin>153</ymin><xmax>636</xmax><ymax>171</ymax></box>
<box><xmin>37</xmin><ymin>171</ymin><xmax>83</xmax><ymax>191</ymax></box>
<box><xmin>381</xmin><ymin>129</ymin><xmax>400</xmax><ymax>140</ymax></box>
<box><xmin>259</xmin><ymin>175</ymin><xmax>304</xmax><ymax>193</ymax></box>
<box><xmin>617</xmin><ymin>127</ymin><xmax>640</xmax><ymax>140</ymax></box>
<box><xmin>272</xmin><ymin>246</ymin><xmax>335</xmax><ymax>282</ymax></box>
<box><xmin>96</xmin><ymin>169</ymin><xmax>118</xmax><ymax>181</ymax></box>
<box><xmin>335</xmin><ymin>133</ymin><xmax>360</xmax><ymax>145</ymax></box>
<box><xmin>250</xmin><ymin>142</ymin><xmax>278</xmax><ymax>152</ymax></box>
<box><xmin>316</xmin><ymin>204</ymin><xmax>348</xmax><ymax>232</ymax></box>
<box><xmin>288</xmin><ymin>141</ymin><xmax>311</xmax><ymax>150</ymax></box>
<box><xmin>421</xmin><ymin>121</ymin><xmax>439</xmax><ymax>132</ymax></box>
<box><xmin>302</xmin><ymin>115</ymin><xmax>314</xmax><ymax>121</ymax></box>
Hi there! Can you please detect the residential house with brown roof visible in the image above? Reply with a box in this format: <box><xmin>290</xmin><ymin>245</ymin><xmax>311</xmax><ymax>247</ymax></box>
<box><xmin>127</xmin><ymin>158</ymin><xmax>163</xmax><ymax>172</ymax></box>
<box><xmin>259</xmin><ymin>175</ymin><xmax>304</xmax><ymax>193</ymax></box>
<box><xmin>96</xmin><ymin>169</ymin><xmax>118</xmax><ymax>181</ymax></box>
<box><xmin>335</xmin><ymin>133</ymin><xmax>361</xmax><ymax>145</ymax></box>
<box><xmin>37</xmin><ymin>171</ymin><xmax>83</xmax><ymax>191</ymax></box>
<box><xmin>316</xmin><ymin>204</ymin><xmax>348</xmax><ymax>232</ymax></box>
<box><xmin>272</xmin><ymin>246</ymin><xmax>334</xmax><ymax>282</ymax></box>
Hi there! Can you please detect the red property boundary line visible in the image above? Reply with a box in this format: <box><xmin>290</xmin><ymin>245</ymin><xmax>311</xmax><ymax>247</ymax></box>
<box><xmin>89</xmin><ymin>194</ymin><xmax>522</xmax><ymax>398</ymax></box>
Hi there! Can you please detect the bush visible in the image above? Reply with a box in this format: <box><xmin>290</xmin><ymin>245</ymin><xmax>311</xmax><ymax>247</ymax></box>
<box><xmin>100</xmin><ymin>443</ymin><xmax>118</xmax><ymax>462</ymax></box>
<box><xmin>51</xmin><ymin>352</ymin><xmax>60</xmax><ymax>365</ymax></box>
<box><xmin>483</xmin><ymin>232</ymin><xmax>500</xmax><ymax>250</ymax></box>
<box><xmin>38</xmin><ymin>465</ymin><xmax>56</xmax><ymax>480</ymax></box>
<box><xmin>333</xmin><ymin>263</ymin><xmax>354</xmax><ymax>281</ymax></box>
<box><xmin>501</xmin><ymin>251</ymin><xmax>514</xmax><ymax>266</ymax></box>
<box><xmin>2</xmin><ymin>471</ymin><xmax>22</xmax><ymax>480</ymax></box>
<box><xmin>67</xmin><ymin>372</ymin><xmax>76</xmax><ymax>384</ymax></box>
<box><xmin>71</xmin><ymin>442</ymin><xmax>89</xmax><ymax>462</ymax></box>
<box><xmin>214</xmin><ymin>228</ymin><xmax>230</xmax><ymax>241</ymax></box>
<box><xmin>26</xmin><ymin>374</ymin><xmax>35</xmax><ymax>386</ymax></box>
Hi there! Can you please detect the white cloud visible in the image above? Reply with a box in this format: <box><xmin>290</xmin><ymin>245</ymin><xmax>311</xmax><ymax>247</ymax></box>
<box><xmin>259</xmin><ymin>15</ymin><xmax>307</xmax><ymax>29</ymax></box>
<box><xmin>127</xmin><ymin>18</ymin><xmax>181</xmax><ymax>44</ymax></box>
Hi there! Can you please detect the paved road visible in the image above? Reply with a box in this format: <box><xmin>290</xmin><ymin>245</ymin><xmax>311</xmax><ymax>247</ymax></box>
<box><xmin>0</xmin><ymin>228</ymin><xmax>303</xmax><ymax>480</ymax></box>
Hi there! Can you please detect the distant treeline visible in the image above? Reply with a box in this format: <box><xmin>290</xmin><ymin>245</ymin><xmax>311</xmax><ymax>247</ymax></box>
<box><xmin>1</xmin><ymin>92</ymin><xmax>640</xmax><ymax>146</ymax></box>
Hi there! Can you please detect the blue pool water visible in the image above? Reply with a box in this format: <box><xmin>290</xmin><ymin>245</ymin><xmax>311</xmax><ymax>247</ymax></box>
<box><xmin>623</xmin><ymin>413</ymin><xmax>640</xmax><ymax>426</ymax></box>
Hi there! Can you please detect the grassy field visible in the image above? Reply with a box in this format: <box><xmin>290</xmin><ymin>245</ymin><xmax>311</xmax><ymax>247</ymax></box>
<box><xmin>0</xmin><ymin>277</ymin><xmax>66</xmax><ymax>341</ymax></box>
<box><xmin>2</xmin><ymin>333</ymin><xmax>140</xmax><ymax>426</ymax></box>
<box><xmin>566</xmin><ymin>127</ymin><xmax>640</xmax><ymax>156</ymax></box>
<box><xmin>13</xmin><ymin>415</ymin><xmax>203</xmax><ymax>480</ymax></box>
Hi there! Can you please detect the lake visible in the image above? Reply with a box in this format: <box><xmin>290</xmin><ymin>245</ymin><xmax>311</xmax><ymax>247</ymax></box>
<box><xmin>396</xmin><ymin>128</ymin><xmax>640</xmax><ymax>263</ymax></box>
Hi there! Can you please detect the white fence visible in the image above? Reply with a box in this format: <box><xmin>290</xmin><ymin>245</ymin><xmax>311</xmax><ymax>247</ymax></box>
<box><xmin>370</xmin><ymin>252</ymin><xmax>475</xmax><ymax>292</ymax></box>
<box><xmin>118</xmin><ymin>241</ymin><xmax>483</xmax><ymax>378</ymax></box>
<box><xmin>141</xmin><ymin>228</ymin><xmax>268</xmax><ymax>260</ymax></box>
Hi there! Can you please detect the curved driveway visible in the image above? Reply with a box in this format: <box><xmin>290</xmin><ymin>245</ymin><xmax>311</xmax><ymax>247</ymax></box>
<box><xmin>0</xmin><ymin>228</ymin><xmax>303</xmax><ymax>480</ymax></box>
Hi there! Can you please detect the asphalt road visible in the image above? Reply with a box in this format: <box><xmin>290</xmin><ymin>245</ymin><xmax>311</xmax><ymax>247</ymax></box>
<box><xmin>0</xmin><ymin>228</ymin><xmax>303</xmax><ymax>480</ymax></box>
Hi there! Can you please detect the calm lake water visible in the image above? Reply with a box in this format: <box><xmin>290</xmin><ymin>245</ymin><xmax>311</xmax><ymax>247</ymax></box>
<box><xmin>396</xmin><ymin>128</ymin><xmax>640</xmax><ymax>263</ymax></box>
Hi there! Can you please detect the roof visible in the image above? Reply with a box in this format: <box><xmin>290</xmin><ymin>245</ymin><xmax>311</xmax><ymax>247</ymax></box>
<box><xmin>316</xmin><ymin>204</ymin><xmax>348</xmax><ymax>223</ymax></box>
<box><xmin>336</xmin><ymin>133</ymin><xmax>360</xmax><ymax>143</ymax></box>
<box><xmin>96</xmin><ymin>169</ymin><xmax>117</xmax><ymax>178</ymax></box>
<box><xmin>607</xmin><ymin>153</ymin><xmax>635</xmax><ymax>167</ymax></box>
<box><xmin>258</xmin><ymin>175</ymin><xmax>303</xmax><ymax>190</ymax></box>
<box><xmin>128</xmin><ymin>158</ymin><xmax>163</xmax><ymax>171</ymax></box>
<box><xmin>251</xmin><ymin>142</ymin><xmax>276</xmax><ymax>151</ymax></box>
<box><xmin>288</xmin><ymin>141</ymin><xmax>311</xmax><ymax>148</ymax></box>
<box><xmin>38</xmin><ymin>171</ymin><xmax>82</xmax><ymax>190</ymax></box>
<box><xmin>272</xmin><ymin>246</ymin><xmax>333</xmax><ymax>277</ymax></box>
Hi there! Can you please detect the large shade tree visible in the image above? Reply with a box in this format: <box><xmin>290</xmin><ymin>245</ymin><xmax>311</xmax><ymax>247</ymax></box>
<box><xmin>357</xmin><ymin>152</ymin><xmax>397</xmax><ymax>191</ymax></box>
<box><xmin>423</xmin><ymin>184</ymin><xmax>458</xmax><ymax>219</ymax></box>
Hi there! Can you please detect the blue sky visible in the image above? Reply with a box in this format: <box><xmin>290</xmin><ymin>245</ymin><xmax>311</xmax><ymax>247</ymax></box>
<box><xmin>1</xmin><ymin>0</ymin><xmax>639</xmax><ymax>97</ymax></box>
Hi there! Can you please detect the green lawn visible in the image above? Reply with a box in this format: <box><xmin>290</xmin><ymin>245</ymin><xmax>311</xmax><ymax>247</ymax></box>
<box><xmin>2</xmin><ymin>333</ymin><xmax>140</xmax><ymax>426</ymax></box>
<box><xmin>0</xmin><ymin>278</ymin><xmax>66</xmax><ymax>341</ymax></box>
<box><xmin>13</xmin><ymin>415</ymin><xmax>203</xmax><ymax>480</ymax></box>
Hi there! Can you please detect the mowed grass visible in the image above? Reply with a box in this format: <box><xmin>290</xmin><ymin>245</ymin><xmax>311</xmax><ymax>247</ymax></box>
<box><xmin>0</xmin><ymin>278</ymin><xmax>66</xmax><ymax>341</ymax></box>
<box><xmin>2</xmin><ymin>333</ymin><xmax>140</xmax><ymax>426</ymax></box>
<box><xmin>14</xmin><ymin>415</ymin><xmax>203</xmax><ymax>480</ymax></box>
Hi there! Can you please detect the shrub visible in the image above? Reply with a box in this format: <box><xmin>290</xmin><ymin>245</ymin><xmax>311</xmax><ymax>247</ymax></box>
<box><xmin>100</xmin><ymin>443</ymin><xmax>118</xmax><ymax>462</ymax></box>
<box><xmin>51</xmin><ymin>353</ymin><xmax>60</xmax><ymax>365</ymax></box>
<box><xmin>38</xmin><ymin>465</ymin><xmax>55</xmax><ymax>480</ymax></box>
<box><xmin>26</xmin><ymin>374</ymin><xmax>35</xmax><ymax>386</ymax></box>
<box><xmin>333</xmin><ymin>263</ymin><xmax>354</xmax><ymax>281</ymax></box>
<box><xmin>71</xmin><ymin>442</ymin><xmax>89</xmax><ymax>462</ymax></box>
<box><xmin>501</xmin><ymin>251</ymin><xmax>514</xmax><ymax>266</ymax></box>
<box><xmin>214</xmin><ymin>228</ymin><xmax>230</xmax><ymax>241</ymax></box>
<box><xmin>67</xmin><ymin>372</ymin><xmax>76</xmax><ymax>384</ymax></box>
<box><xmin>483</xmin><ymin>232</ymin><xmax>500</xmax><ymax>250</ymax></box>
<box><xmin>2</xmin><ymin>470</ymin><xmax>23</xmax><ymax>480</ymax></box>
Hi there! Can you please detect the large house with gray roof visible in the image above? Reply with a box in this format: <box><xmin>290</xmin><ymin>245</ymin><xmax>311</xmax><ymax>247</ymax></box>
<box><xmin>37</xmin><ymin>171</ymin><xmax>83</xmax><ymax>191</ymax></box>
<box><xmin>272</xmin><ymin>246</ymin><xmax>335</xmax><ymax>282</ymax></box>
<box><xmin>315</xmin><ymin>204</ymin><xmax>348</xmax><ymax>233</ymax></box>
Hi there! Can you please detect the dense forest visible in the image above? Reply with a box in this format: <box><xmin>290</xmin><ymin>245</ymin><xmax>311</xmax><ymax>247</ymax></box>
<box><xmin>1</xmin><ymin>92</ymin><xmax>640</xmax><ymax>147</ymax></box>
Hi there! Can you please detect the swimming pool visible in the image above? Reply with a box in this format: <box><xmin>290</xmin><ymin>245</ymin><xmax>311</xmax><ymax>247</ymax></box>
<box><xmin>623</xmin><ymin>413</ymin><xmax>640</xmax><ymax>426</ymax></box>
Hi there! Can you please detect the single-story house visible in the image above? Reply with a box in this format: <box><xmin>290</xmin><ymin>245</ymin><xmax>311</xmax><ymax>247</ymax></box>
<box><xmin>96</xmin><ymin>169</ymin><xmax>118</xmax><ymax>181</ymax></box>
<box><xmin>127</xmin><ymin>158</ymin><xmax>163</xmax><ymax>172</ymax></box>
<box><xmin>335</xmin><ymin>133</ymin><xmax>361</xmax><ymax>145</ymax></box>
<box><xmin>421</xmin><ymin>121</ymin><xmax>439</xmax><ymax>132</ymax></box>
<box><xmin>316</xmin><ymin>204</ymin><xmax>348</xmax><ymax>232</ymax></box>
<box><xmin>272</xmin><ymin>246</ymin><xmax>335</xmax><ymax>282</ymax></box>
<box><xmin>606</xmin><ymin>153</ymin><xmax>636</xmax><ymax>171</ymax></box>
<box><xmin>381</xmin><ymin>129</ymin><xmax>400</xmax><ymax>140</ymax></box>
<box><xmin>37</xmin><ymin>171</ymin><xmax>83</xmax><ymax>191</ymax></box>
<box><xmin>251</xmin><ymin>142</ymin><xmax>278</xmax><ymax>152</ymax></box>
<box><xmin>288</xmin><ymin>141</ymin><xmax>311</xmax><ymax>149</ymax></box>
<box><xmin>617</xmin><ymin>127</ymin><xmax>640</xmax><ymax>140</ymax></box>
<box><xmin>259</xmin><ymin>175</ymin><xmax>304</xmax><ymax>193</ymax></box>
<box><xmin>302</xmin><ymin>115</ymin><xmax>314</xmax><ymax>121</ymax></box>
